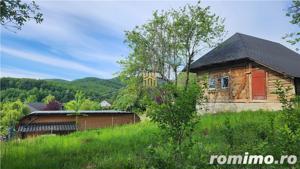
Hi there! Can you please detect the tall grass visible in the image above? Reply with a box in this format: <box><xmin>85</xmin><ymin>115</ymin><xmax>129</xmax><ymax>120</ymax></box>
<box><xmin>1</xmin><ymin>110</ymin><xmax>285</xmax><ymax>169</ymax></box>
<box><xmin>1</xmin><ymin>122</ymin><xmax>159</xmax><ymax>169</ymax></box>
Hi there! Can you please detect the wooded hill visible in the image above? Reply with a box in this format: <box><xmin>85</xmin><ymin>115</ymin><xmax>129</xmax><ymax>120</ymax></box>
<box><xmin>0</xmin><ymin>77</ymin><xmax>124</xmax><ymax>103</ymax></box>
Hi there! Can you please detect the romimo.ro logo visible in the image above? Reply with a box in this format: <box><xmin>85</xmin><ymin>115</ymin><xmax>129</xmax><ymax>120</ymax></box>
<box><xmin>210</xmin><ymin>152</ymin><xmax>297</xmax><ymax>165</ymax></box>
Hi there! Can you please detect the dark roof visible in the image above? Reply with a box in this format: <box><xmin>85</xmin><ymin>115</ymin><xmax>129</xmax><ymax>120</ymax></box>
<box><xmin>28</xmin><ymin>110</ymin><xmax>133</xmax><ymax>115</ymax></box>
<box><xmin>190</xmin><ymin>33</ymin><xmax>300</xmax><ymax>78</ymax></box>
<box><xmin>18</xmin><ymin>122</ymin><xmax>76</xmax><ymax>133</ymax></box>
<box><xmin>28</xmin><ymin>102</ymin><xmax>47</xmax><ymax>112</ymax></box>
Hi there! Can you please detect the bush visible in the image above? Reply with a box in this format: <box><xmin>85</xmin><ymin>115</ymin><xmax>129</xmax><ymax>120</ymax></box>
<box><xmin>146</xmin><ymin>82</ymin><xmax>205</xmax><ymax>168</ymax></box>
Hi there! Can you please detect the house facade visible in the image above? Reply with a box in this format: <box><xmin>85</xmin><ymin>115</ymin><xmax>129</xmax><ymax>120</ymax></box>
<box><xmin>190</xmin><ymin>33</ymin><xmax>300</xmax><ymax>113</ymax></box>
<box><xmin>17</xmin><ymin>110</ymin><xmax>140</xmax><ymax>138</ymax></box>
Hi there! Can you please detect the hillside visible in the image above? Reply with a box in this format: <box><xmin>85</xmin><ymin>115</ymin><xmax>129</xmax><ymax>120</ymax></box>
<box><xmin>2</xmin><ymin>111</ymin><xmax>297</xmax><ymax>169</ymax></box>
<box><xmin>48</xmin><ymin>77</ymin><xmax>124</xmax><ymax>99</ymax></box>
<box><xmin>0</xmin><ymin>77</ymin><xmax>124</xmax><ymax>103</ymax></box>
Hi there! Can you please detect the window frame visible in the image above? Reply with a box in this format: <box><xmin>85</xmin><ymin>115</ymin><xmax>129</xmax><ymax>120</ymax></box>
<box><xmin>221</xmin><ymin>76</ymin><xmax>229</xmax><ymax>89</ymax></box>
<box><xmin>208</xmin><ymin>77</ymin><xmax>216</xmax><ymax>90</ymax></box>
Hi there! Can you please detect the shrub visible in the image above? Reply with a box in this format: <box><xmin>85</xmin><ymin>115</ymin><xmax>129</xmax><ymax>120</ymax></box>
<box><xmin>146</xmin><ymin>82</ymin><xmax>205</xmax><ymax>168</ymax></box>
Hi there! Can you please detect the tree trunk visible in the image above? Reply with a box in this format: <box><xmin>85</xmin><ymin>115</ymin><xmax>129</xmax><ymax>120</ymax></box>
<box><xmin>185</xmin><ymin>54</ymin><xmax>193</xmax><ymax>90</ymax></box>
<box><xmin>175</xmin><ymin>69</ymin><xmax>178</xmax><ymax>87</ymax></box>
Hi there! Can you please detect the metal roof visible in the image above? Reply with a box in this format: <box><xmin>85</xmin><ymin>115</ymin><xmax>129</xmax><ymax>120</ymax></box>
<box><xmin>29</xmin><ymin>110</ymin><xmax>132</xmax><ymax>115</ymax></box>
<box><xmin>28</xmin><ymin>102</ymin><xmax>47</xmax><ymax>112</ymax></box>
<box><xmin>190</xmin><ymin>33</ymin><xmax>300</xmax><ymax>78</ymax></box>
<box><xmin>18</xmin><ymin>122</ymin><xmax>76</xmax><ymax>133</ymax></box>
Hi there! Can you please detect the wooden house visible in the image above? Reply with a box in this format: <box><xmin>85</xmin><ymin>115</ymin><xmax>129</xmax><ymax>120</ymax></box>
<box><xmin>190</xmin><ymin>33</ymin><xmax>300</xmax><ymax>113</ymax></box>
<box><xmin>17</xmin><ymin>110</ymin><xmax>140</xmax><ymax>138</ymax></box>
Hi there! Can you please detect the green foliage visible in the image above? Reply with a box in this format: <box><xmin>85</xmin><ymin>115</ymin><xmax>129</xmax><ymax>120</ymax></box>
<box><xmin>116</xmin><ymin>0</ymin><xmax>224</xmax><ymax>111</ymax></box>
<box><xmin>80</xmin><ymin>99</ymin><xmax>100</xmax><ymax>110</ymax></box>
<box><xmin>177</xmin><ymin>72</ymin><xmax>198</xmax><ymax>87</ymax></box>
<box><xmin>274</xmin><ymin>80</ymin><xmax>294</xmax><ymax>110</ymax></box>
<box><xmin>0</xmin><ymin>77</ymin><xmax>123</xmax><ymax>103</ymax></box>
<box><xmin>2</xmin><ymin>111</ymin><xmax>298</xmax><ymax>169</ymax></box>
<box><xmin>25</xmin><ymin>95</ymin><xmax>37</xmax><ymax>103</ymax></box>
<box><xmin>113</xmin><ymin>77</ymin><xmax>146</xmax><ymax>113</ymax></box>
<box><xmin>64</xmin><ymin>91</ymin><xmax>86</xmax><ymax>130</ymax></box>
<box><xmin>284</xmin><ymin>0</ymin><xmax>300</xmax><ymax>49</ymax></box>
<box><xmin>222</xmin><ymin>118</ymin><xmax>234</xmax><ymax>148</ymax></box>
<box><xmin>64</xmin><ymin>91</ymin><xmax>85</xmax><ymax>113</ymax></box>
<box><xmin>170</xmin><ymin>1</ymin><xmax>225</xmax><ymax>88</ymax></box>
<box><xmin>0</xmin><ymin>0</ymin><xmax>43</xmax><ymax>31</ymax></box>
<box><xmin>69</xmin><ymin>77</ymin><xmax>124</xmax><ymax>101</ymax></box>
<box><xmin>274</xmin><ymin>80</ymin><xmax>300</xmax><ymax>132</ymax></box>
<box><xmin>0</xmin><ymin>100</ymin><xmax>30</xmax><ymax>136</ymax></box>
<box><xmin>146</xmin><ymin>82</ymin><xmax>205</xmax><ymax>169</ymax></box>
<box><xmin>147</xmin><ymin>83</ymin><xmax>201</xmax><ymax>142</ymax></box>
<box><xmin>273</xmin><ymin>80</ymin><xmax>300</xmax><ymax>166</ymax></box>
<box><xmin>1</xmin><ymin>122</ymin><xmax>159</xmax><ymax>169</ymax></box>
<box><xmin>42</xmin><ymin>94</ymin><xmax>55</xmax><ymax>104</ymax></box>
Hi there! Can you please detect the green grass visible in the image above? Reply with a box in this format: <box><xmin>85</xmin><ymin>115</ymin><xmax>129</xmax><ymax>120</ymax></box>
<box><xmin>0</xmin><ymin>110</ymin><xmax>291</xmax><ymax>169</ymax></box>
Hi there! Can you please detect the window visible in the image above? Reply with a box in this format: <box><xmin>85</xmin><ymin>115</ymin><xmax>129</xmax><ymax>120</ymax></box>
<box><xmin>209</xmin><ymin>78</ymin><xmax>216</xmax><ymax>89</ymax></box>
<box><xmin>221</xmin><ymin>76</ymin><xmax>229</xmax><ymax>89</ymax></box>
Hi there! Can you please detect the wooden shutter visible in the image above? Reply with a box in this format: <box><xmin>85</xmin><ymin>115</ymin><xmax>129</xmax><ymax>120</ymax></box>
<box><xmin>252</xmin><ymin>69</ymin><xmax>266</xmax><ymax>100</ymax></box>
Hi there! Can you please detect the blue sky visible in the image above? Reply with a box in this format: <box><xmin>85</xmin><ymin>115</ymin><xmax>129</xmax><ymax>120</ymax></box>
<box><xmin>0</xmin><ymin>0</ymin><xmax>298</xmax><ymax>80</ymax></box>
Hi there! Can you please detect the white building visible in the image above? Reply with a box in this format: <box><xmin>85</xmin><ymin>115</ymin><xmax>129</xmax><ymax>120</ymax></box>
<box><xmin>100</xmin><ymin>100</ymin><xmax>111</xmax><ymax>108</ymax></box>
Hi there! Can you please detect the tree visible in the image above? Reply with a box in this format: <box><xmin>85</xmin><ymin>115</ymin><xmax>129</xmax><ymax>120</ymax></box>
<box><xmin>80</xmin><ymin>99</ymin><xmax>100</xmax><ymax>110</ymax></box>
<box><xmin>172</xmin><ymin>1</ymin><xmax>225</xmax><ymax>89</ymax></box>
<box><xmin>64</xmin><ymin>91</ymin><xmax>85</xmax><ymax>130</ymax></box>
<box><xmin>284</xmin><ymin>0</ymin><xmax>300</xmax><ymax>48</ymax></box>
<box><xmin>146</xmin><ymin>82</ymin><xmax>206</xmax><ymax>168</ymax></box>
<box><xmin>116</xmin><ymin>1</ymin><xmax>224</xmax><ymax>167</ymax></box>
<box><xmin>274</xmin><ymin>80</ymin><xmax>300</xmax><ymax>159</ymax></box>
<box><xmin>25</xmin><ymin>95</ymin><xmax>37</xmax><ymax>103</ymax></box>
<box><xmin>0</xmin><ymin>100</ymin><xmax>30</xmax><ymax>139</ymax></box>
<box><xmin>42</xmin><ymin>94</ymin><xmax>55</xmax><ymax>104</ymax></box>
<box><xmin>113</xmin><ymin>77</ymin><xmax>146</xmax><ymax>113</ymax></box>
<box><xmin>115</xmin><ymin>0</ymin><xmax>224</xmax><ymax>110</ymax></box>
<box><xmin>121</xmin><ymin>10</ymin><xmax>184</xmax><ymax>87</ymax></box>
<box><xmin>1</xmin><ymin>0</ymin><xmax>43</xmax><ymax>31</ymax></box>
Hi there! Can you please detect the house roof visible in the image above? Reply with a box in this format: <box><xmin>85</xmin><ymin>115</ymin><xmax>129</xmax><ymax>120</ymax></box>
<box><xmin>100</xmin><ymin>100</ymin><xmax>111</xmax><ymax>107</ymax></box>
<box><xmin>28</xmin><ymin>102</ymin><xmax>47</xmax><ymax>112</ymax></box>
<box><xmin>28</xmin><ymin>110</ymin><xmax>133</xmax><ymax>115</ymax></box>
<box><xmin>18</xmin><ymin>122</ymin><xmax>76</xmax><ymax>133</ymax></box>
<box><xmin>190</xmin><ymin>33</ymin><xmax>300</xmax><ymax>78</ymax></box>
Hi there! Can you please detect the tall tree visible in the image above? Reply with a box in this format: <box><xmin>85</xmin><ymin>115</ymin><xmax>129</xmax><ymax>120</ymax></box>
<box><xmin>42</xmin><ymin>94</ymin><xmax>55</xmax><ymax>104</ymax></box>
<box><xmin>284</xmin><ymin>0</ymin><xmax>300</xmax><ymax>48</ymax></box>
<box><xmin>0</xmin><ymin>100</ymin><xmax>30</xmax><ymax>139</ymax></box>
<box><xmin>172</xmin><ymin>2</ymin><xmax>225</xmax><ymax>89</ymax></box>
<box><xmin>64</xmin><ymin>91</ymin><xmax>85</xmax><ymax>130</ymax></box>
<box><xmin>115</xmin><ymin>1</ymin><xmax>224</xmax><ymax>111</ymax></box>
<box><xmin>25</xmin><ymin>95</ymin><xmax>37</xmax><ymax>103</ymax></box>
<box><xmin>0</xmin><ymin>0</ymin><xmax>43</xmax><ymax>31</ymax></box>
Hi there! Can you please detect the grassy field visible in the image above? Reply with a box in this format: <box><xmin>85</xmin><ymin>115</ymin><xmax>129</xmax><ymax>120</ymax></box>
<box><xmin>1</xmin><ymin>110</ymin><xmax>297</xmax><ymax>169</ymax></box>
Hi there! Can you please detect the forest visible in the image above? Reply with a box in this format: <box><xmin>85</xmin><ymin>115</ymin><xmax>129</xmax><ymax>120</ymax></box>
<box><xmin>0</xmin><ymin>77</ymin><xmax>123</xmax><ymax>103</ymax></box>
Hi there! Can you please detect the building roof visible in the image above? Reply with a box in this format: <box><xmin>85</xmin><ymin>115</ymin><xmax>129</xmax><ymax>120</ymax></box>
<box><xmin>100</xmin><ymin>100</ymin><xmax>111</xmax><ymax>107</ymax></box>
<box><xmin>18</xmin><ymin>122</ymin><xmax>76</xmax><ymax>133</ymax></box>
<box><xmin>28</xmin><ymin>110</ymin><xmax>133</xmax><ymax>115</ymax></box>
<box><xmin>28</xmin><ymin>102</ymin><xmax>47</xmax><ymax>112</ymax></box>
<box><xmin>190</xmin><ymin>33</ymin><xmax>300</xmax><ymax>78</ymax></box>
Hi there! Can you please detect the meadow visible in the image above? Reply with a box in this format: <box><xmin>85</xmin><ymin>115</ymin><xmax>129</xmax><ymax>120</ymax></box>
<box><xmin>1</xmin><ymin>110</ymin><xmax>298</xmax><ymax>169</ymax></box>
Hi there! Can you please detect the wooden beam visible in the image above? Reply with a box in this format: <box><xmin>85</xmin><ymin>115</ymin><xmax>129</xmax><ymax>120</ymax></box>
<box><xmin>248</xmin><ymin>63</ymin><xmax>252</xmax><ymax>102</ymax></box>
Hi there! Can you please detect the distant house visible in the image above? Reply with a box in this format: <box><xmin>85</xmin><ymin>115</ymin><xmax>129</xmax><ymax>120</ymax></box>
<box><xmin>190</xmin><ymin>33</ymin><xmax>300</xmax><ymax>113</ymax></box>
<box><xmin>100</xmin><ymin>100</ymin><xmax>111</xmax><ymax>108</ymax></box>
<box><xmin>27</xmin><ymin>102</ymin><xmax>47</xmax><ymax>112</ymax></box>
<box><xmin>27</xmin><ymin>102</ymin><xmax>62</xmax><ymax>112</ymax></box>
<box><xmin>17</xmin><ymin>110</ymin><xmax>140</xmax><ymax>138</ymax></box>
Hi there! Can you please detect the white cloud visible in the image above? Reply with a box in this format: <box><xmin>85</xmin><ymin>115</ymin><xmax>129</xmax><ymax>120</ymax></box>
<box><xmin>2</xmin><ymin>0</ymin><xmax>298</xmax><ymax>80</ymax></box>
<box><xmin>0</xmin><ymin>66</ymin><xmax>69</xmax><ymax>80</ymax></box>
<box><xmin>1</xmin><ymin>47</ymin><xmax>111</xmax><ymax>78</ymax></box>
